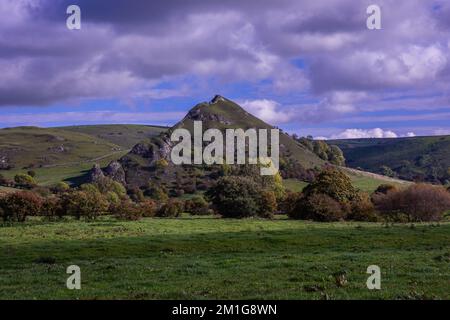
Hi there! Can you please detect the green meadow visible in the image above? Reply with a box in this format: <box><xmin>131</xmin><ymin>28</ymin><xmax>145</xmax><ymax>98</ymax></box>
<box><xmin>1</xmin><ymin>216</ymin><xmax>448</xmax><ymax>300</ymax></box>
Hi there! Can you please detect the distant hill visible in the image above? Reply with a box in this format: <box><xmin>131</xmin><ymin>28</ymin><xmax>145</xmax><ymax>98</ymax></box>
<box><xmin>329</xmin><ymin>136</ymin><xmax>450</xmax><ymax>183</ymax></box>
<box><xmin>62</xmin><ymin>124</ymin><xmax>167</xmax><ymax>149</ymax></box>
<box><xmin>0</xmin><ymin>125</ymin><xmax>165</xmax><ymax>185</ymax></box>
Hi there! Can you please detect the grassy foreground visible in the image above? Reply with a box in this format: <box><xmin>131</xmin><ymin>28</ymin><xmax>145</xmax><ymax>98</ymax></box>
<box><xmin>0</xmin><ymin>216</ymin><xmax>449</xmax><ymax>300</ymax></box>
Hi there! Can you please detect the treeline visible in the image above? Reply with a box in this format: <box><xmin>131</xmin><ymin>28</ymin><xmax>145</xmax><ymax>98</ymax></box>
<box><xmin>292</xmin><ymin>135</ymin><xmax>345</xmax><ymax>166</ymax></box>
<box><xmin>1</xmin><ymin>167</ymin><xmax>450</xmax><ymax>223</ymax></box>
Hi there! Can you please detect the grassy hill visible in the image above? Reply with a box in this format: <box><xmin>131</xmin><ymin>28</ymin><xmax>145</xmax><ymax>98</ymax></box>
<box><xmin>0</xmin><ymin>125</ymin><xmax>165</xmax><ymax>186</ymax></box>
<box><xmin>62</xmin><ymin>124</ymin><xmax>167</xmax><ymax>149</ymax></box>
<box><xmin>330</xmin><ymin>136</ymin><xmax>450</xmax><ymax>183</ymax></box>
<box><xmin>173</xmin><ymin>96</ymin><xmax>322</xmax><ymax>168</ymax></box>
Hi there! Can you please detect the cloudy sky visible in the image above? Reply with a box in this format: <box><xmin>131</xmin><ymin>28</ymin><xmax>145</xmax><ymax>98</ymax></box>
<box><xmin>1</xmin><ymin>0</ymin><xmax>450</xmax><ymax>138</ymax></box>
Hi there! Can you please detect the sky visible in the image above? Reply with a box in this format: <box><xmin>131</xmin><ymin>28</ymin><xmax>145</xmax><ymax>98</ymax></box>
<box><xmin>1</xmin><ymin>0</ymin><xmax>450</xmax><ymax>139</ymax></box>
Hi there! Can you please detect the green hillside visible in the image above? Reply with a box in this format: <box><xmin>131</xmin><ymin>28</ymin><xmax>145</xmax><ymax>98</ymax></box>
<box><xmin>329</xmin><ymin>136</ymin><xmax>450</xmax><ymax>183</ymax></box>
<box><xmin>173</xmin><ymin>95</ymin><xmax>322</xmax><ymax>168</ymax></box>
<box><xmin>62</xmin><ymin>124</ymin><xmax>167</xmax><ymax>148</ymax></box>
<box><xmin>0</xmin><ymin>125</ymin><xmax>165</xmax><ymax>186</ymax></box>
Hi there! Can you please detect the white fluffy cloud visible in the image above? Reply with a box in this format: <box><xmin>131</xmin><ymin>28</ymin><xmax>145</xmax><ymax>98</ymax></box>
<box><xmin>318</xmin><ymin>128</ymin><xmax>417</xmax><ymax>140</ymax></box>
<box><xmin>240</xmin><ymin>99</ymin><xmax>291</xmax><ymax>124</ymax></box>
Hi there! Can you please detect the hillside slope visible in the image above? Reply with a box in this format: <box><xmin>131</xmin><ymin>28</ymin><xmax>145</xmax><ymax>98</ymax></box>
<box><xmin>329</xmin><ymin>136</ymin><xmax>450</xmax><ymax>183</ymax></box>
<box><xmin>119</xmin><ymin>95</ymin><xmax>325</xmax><ymax>187</ymax></box>
<box><xmin>62</xmin><ymin>124</ymin><xmax>167</xmax><ymax>148</ymax></box>
<box><xmin>0</xmin><ymin>125</ymin><xmax>165</xmax><ymax>185</ymax></box>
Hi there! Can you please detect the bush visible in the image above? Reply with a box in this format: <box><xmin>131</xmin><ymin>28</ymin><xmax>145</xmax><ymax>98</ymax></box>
<box><xmin>347</xmin><ymin>193</ymin><xmax>379</xmax><ymax>222</ymax></box>
<box><xmin>14</xmin><ymin>173</ymin><xmax>37</xmax><ymax>189</ymax></box>
<box><xmin>206</xmin><ymin>176</ymin><xmax>262</xmax><ymax>218</ymax></box>
<box><xmin>95</xmin><ymin>177</ymin><xmax>127</xmax><ymax>198</ymax></box>
<box><xmin>373</xmin><ymin>184</ymin><xmax>450</xmax><ymax>222</ymax></box>
<box><xmin>0</xmin><ymin>174</ymin><xmax>8</xmax><ymax>186</ymax></box>
<box><xmin>140</xmin><ymin>200</ymin><xmax>157</xmax><ymax>217</ymax></box>
<box><xmin>60</xmin><ymin>191</ymin><xmax>108</xmax><ymax>220</ymax></box>
<box><xmin>52</xmin><ymin>181</ymin><xmax>70</xmax><ymax>194</ymax></box>
<box><xmin>27</xmin><ymin>170</ymin><xmax>36</xmax><ymax>178</ymax></box>
<box><xmin>259</xmin><ymin>191</ymin><xmax>277</xmax><ymax>218</ymax></box>
<box><xmin>280</xmin><ymin>191</ymin><xmax>303</xmax><ymax>215</ymax></box>
<box><xmin>157</xmin><ymin>199</ymin><xmax>184</xmax><ymax>217</ymax></box>
<box><xmin>303</xmin><ymin>167</ymin><xmax>358</xmax><ymax>204</ymax></box>
<box><xmin>40</xmin><ymin>197</ymin><xmax>63</xmax><ymax>220</ymax></box>
<box><xmin>112</xmin><ymin>200</ymin><xmax>143</xmax><ymax>221</ymax></box>
<box><xmin>290</xmin><ymin>193</ymin><xmax>344</xmax><ymax>222</ymax></box>
<box><xmin>128</xmin><ymin>187</ymin><xmax>146</xmax><ymax>202</ymax></box>
<box><xmin>0</xmin><ymin>191</ymin><xmax>42</xmax><ymax>222</ymax></box>
<box><xmin>373</xmin><ymin>184</ymin><xmax>398</xmax><ymax>195</ymax></box>
<box><xmin>184</xmin><ymin>196</ymin><xmax>210</xmax><ymax>215</ymax></box>
<box><xmin>146</xmin><ymin>184</ymin><xmax>169</xmax><ymax>201</ymax></box>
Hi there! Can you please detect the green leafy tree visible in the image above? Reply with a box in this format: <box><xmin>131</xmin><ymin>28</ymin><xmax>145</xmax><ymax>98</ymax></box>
<box><xmin>206</xmin><ymin>176</ymin><xmax>263</xmax><ymax>218</ymax></box>
<box><xmin>303</xmin><ymin>167</ymin><xmax>358</xmax><ymax>204</ymax></box>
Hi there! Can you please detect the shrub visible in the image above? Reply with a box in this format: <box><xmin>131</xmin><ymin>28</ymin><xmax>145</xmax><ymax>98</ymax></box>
<box><xmin>128</xmin><ymin>187</ymin><xmax>145</xmax><ymax>203</ymax></box>
<box><xmin>112</xmin><ymin>200</ymin><xmax>143</xmax><ymax>221</ymax></box>
<box><xmin>206</xmin><ymin>176</ymin><xmax>262</xmax><ymax>218</ymax></box>
<box><xmin>140</xmin><ymin>200</ymin><xmax>157</xmax><ymax>217</ymax></box>
<box><xmin>157</xmin><ymin>199</ymin><xmax>184</xmax><ymax>217</ymax></box>
<box><xmin>146</xmin><ymin>184</ymin><xmax>169</xmax><ymax>201</ymax></box>
<box><xmin>61</xmin><ymin>190</ymin><xmax>108</xmax><ymax>220</ymax></box>
<box><xmin>52</xmin><ymin>181</ymin><xmax>70</xmax><ymax>193</ymax></box>
<box><xmin>95</xmin><ymin>177</ymin><xmax>127</xmax><ymax>198</ymax></box>
<box><xmin>259</xmin><ymin>191</ymin><xmax>277</xmax><ymax>218</ymax></box>
<box><xmin>0</xmin><ymin>191</ymin><xmax>42</xmax><ymax>222</ymax></box>
<box><xmin>14</xmin><ymin>173</ymin><xmax>37</xmax><ymax>189</ymax></box>
<box><xmin>290</xmin><ymin>193</ymin><xmax>344</xmax><ymax>222</ymax></box>
<box><xmin>280</xmin><ymin>191</ymin><xmax>303</xmax><ymax>215</ymax></box>
<box><xmin>347</xmin><ymin>193</ymin><xmax>379</xmax><ymax>222</ymax></box>
<box><xmin>373</xmin><ymin>184</ymin><xmax>398</xmax><ymax>195</ymax></box>
<box><xmin>0</xmin><ymin>174</ymin><xmax>8</xmax><ymax>186</ymax></box>
<box><xmin>155</xmin><ymin>159</ymin><xmax>169</xmax><ymax>170</ymax></box>
<box><xmin>184</xmin><ymin>196</ymin><xmax>210</xmax><ymax>215</ymax></box>
<box><xmin>27</xmin><ymin>170</ymin><xmax>36</xmax><ymax>178</ymax></box>
<box><xmin>373</xmin><ymin>184</ymin><xmax>450</xmax><ymax>222</ymax></box>
<box><xmin>40</xmin><ymin>197</ymin><xmax>63</xmax><ymax>220</ymax></box>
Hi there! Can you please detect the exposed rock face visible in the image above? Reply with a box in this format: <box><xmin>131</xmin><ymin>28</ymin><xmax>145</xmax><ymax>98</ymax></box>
<box><xmin>0</xmin><ymin>155</ymin><xmax>11</xmax><ymax>170</ymax></box>
<box><xmin>48</xmin><ymin>145</ymin><xmax>66</xmax><ymax>153</ymax></box>
<box><xmin>129</xmin><ymin>135</ymin><xmax>173</xmax><ymax>163</ymax></box>
<box><xmin>209</xmin><ymin>94</ymin><xmax>226</xmax><ymax>104</ymax></box>
<box><xmin>104</xmin><ymin>161</ymin><xmax>126</xmax><ymax>184</ymax></box>
<box><xmin>130</xmin><ymin>143</ymin><xmax>152</xmax><ymax>158</ymax></box>
<box><xmin>186</xmin><ymin>106</ymin><xmax>232</xmax><ymax>125</ymax></box>
<box><xmin>88</xmin><ymin>164</ymin><xmax>105</xmax><ymax>182</ymax></box>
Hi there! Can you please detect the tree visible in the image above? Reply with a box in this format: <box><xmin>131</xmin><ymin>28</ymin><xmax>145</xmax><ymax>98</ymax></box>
<box><xmin>157</xmin><ymin>199</ymin><xmax>184</xmax><ymax>217</ymax></box>
<box><xmin>206</xmin><ymin>176</ymin><xmax>262</xmax><ymax>218</ymax></box>
<box><xmin>14</xmin><ymin>173</ymin><xmax>37</xmax><ymax>189</ymax></box>
<box><xmin>328</xmin><ymin>145</ymin><xmax>345</xmax><ymax>166</ymax></box>
<box><xmin>259</xmin><ymin>191</ymin><xmax>277</xmax><ymax>218</ymax></box>
<box><xmin>290</xmin><ymin>193</ymin><xmax>344</xmax><ymax>222</ymax></box>
<box><xmin>40</xmin><ymin>197</ymin><xmax>63</xmax><ymax>220</ymax></box>
<box><xmin>303</xmin><ymin>167</ymin><xmax>358</xmax><ymax>204</ymax></box>
<box><xmin>61</xmin><ymin>191</ymin><xmax>108</xmax><ymax>220</ymax></box>
<box><xmin>380</xmin><ymin>166</ymin><xmax>395</xmax><ymax>178</ymax></box>
<box><xmin>0</xmin><ymin>191</ymin><xmax>42</xmax><ymax>222</ymax></box>
<box><xmin>184</xmin><ymin>196</ymin><xmax>210</xmax><ymax>215</ymax></box>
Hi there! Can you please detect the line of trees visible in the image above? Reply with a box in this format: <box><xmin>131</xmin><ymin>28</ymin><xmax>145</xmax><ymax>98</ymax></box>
<box><xmin>1</xmin><ymin>167</ymin><xmax>449</xmax><ymax>223</ymax></box>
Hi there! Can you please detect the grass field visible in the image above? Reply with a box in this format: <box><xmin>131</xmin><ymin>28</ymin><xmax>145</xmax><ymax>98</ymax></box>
<box><xmin>1</xmin><ymin>216</ymin><xmax>448</xmax><ymax>300</ymax></box>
